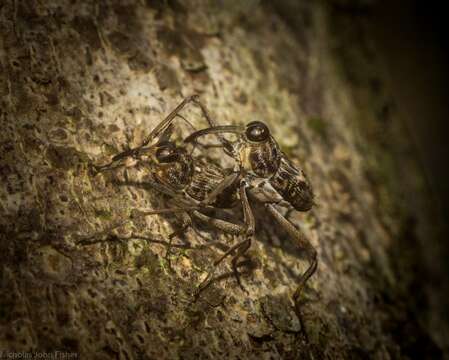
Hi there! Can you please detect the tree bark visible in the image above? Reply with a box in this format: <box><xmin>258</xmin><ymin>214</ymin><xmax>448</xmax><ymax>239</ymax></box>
<box><xmin>0</xmin><ymin>0</ymin><xmax>445</xmax><ymax>359</ymax></box>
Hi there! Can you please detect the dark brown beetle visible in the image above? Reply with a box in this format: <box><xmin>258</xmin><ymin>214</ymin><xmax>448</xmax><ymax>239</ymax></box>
<box><xmin>185</xmin><ymin>118</ymin><xmax>318</xmax><ymax>319</ymax></box>
<box><xmin>92</xmin><ymin>96</ymin><xmax>253</xmax><ymax>273</ymax></box>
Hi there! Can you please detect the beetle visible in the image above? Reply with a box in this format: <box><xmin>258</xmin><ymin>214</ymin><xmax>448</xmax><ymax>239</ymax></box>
<box><xmin>91</xmin><ymin>96</ymin><xmax>255</xmax><ymax>277</ymax></box>
<box><xmin>184</xmin><ymin>118</ymin><xmax>318</xmax><ymax>318</ymax></box>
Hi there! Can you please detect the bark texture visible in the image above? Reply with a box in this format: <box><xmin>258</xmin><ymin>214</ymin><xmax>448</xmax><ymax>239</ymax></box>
<box><xmin>0</xmin><ymin>0</ymin><xmax>446</xmax><ymax>359</ymax></box>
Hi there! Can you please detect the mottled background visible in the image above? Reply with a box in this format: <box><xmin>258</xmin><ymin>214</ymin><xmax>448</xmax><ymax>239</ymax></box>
<box><xmin>0</xmin><ymin>0</ymin><xmax>448</xmax><ymax>359</ymax></box>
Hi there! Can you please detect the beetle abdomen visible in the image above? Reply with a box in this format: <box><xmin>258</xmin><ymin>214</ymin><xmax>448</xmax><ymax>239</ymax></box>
<box><xmin>154</xmin><ymin>153</ymin><xmax>194</xmax><ymax>191</ymax></box>
<box><xmin>271</xmin><ymin>155</ymin><xmax>314</xmax><ymax>211</ymax></box>
<box><xmin>187</xmin><ymin>160</ymin><xmax>239</xmax><ymax>208</ymax></box>
<box><xmin>241</xmin><ymin>138</ymin><xmax>281</xmax><ymax>178</ymax></box>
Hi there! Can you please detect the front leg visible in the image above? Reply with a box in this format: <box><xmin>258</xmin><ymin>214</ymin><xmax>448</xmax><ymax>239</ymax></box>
<box><xmin>142</xmin><ymin>95</ymin><xmax>200</xmax><ymax>147</ymax></box>
<box><xmin>93</xmin><ymin>95</ymin><xmax>201</xmax><ymax>173</ymax></box>
<box><xmin>91</xmin><ymin>153</ymin><xmax>139</xmax><ymax>174</ymax></box>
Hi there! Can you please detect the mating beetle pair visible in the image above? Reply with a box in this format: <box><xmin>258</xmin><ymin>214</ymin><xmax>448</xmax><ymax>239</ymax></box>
<box><xmin>94</xmin><ymin>95</ymin><xmax>317</xmax><ymax>320</ymax></box>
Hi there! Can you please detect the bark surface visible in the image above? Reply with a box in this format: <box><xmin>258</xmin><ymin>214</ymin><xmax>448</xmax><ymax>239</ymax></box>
<box><xmin>0</xmin><ymin>1</ymin><xmax>445</xmax><ymax>359</ymax></box>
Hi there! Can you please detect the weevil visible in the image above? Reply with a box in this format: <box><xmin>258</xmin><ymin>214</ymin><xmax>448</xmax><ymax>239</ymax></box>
<box><xmin>94</xmin><ymin>95</ymin><xmax>238</xmax><ymax>209</ymax></box>
<box><xmin>92</xmin><ymin>96</ymin><xmax>255</xmax><ymax>274</ymax></box>
<box><xmin>184</xmin><ymin>118</ymin><xmax>318</xmax><ymax>319</ymax></box>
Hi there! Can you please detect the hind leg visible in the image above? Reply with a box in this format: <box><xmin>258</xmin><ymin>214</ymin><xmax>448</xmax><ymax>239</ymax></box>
<box><xmin>265</xmin><ymin>204</ymin><xmax>318</xmax><ymax>340</ymax></box>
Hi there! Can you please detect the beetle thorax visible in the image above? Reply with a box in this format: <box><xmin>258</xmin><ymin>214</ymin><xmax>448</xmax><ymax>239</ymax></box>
<box><xmin>239</xmin><ymin>137</ymin><xmax>281</xmax><ymax>178</ymax></box>
<box><xmin>154</xmin><ymin>154</ymin><xmax>194</xmax><ymax>191</ymax></box>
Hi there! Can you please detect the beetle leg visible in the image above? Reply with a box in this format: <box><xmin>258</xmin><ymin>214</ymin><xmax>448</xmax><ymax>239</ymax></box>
<box><xmin>91</xmin><ymin>155</ymin><xmax>138</xmax><ymax>174</ymax></box>
<box><xmin>265</xmin><ymin>204</ymin><xmax>318</xmax><ymax>319</ymax></box>
<box><xmin>190</xmin><ymin>210</ymin><xmax>248</xmax><ymax>297</ymax></box>
<box><xmin>193</xmin><ymin>234</ymin><xmax>249</xmax><ymax>298</ymax></box>
<box><xmin>141</xmin><ymin>95</ymin><xmax>200</xmax><ymax>147</ymax></box>
<box><xmin>193</xmin><ymin>179</ymin><xmax>255</xmax><ymax>295</ymax></box>
<box><xmin>230</xmin><ymin>180</ymin><xmax>255</xmax><ymax>292</ymax></box>
<box><xmin>190</xmin><ymin>97</ymin><xmax>238</xmax><ymax>156</ymax></box>
<box><xmin>94</xmin><ymin>95</ymin><xmax>202</xmax><ymax>172</ymax></box>
<box><xmin>200</xmin><ymin>171</ymin><xmax>240</xmax><ymax>206</ymax></box>
<box><xmin>163</xmin><ymin>211</ymin><xmax>194</xmax><ymax>270</ymax></box>
<box><xmin>191</xmin><ymin>211</ymin><xmax>246</xmax><ymax>235</ymax></box>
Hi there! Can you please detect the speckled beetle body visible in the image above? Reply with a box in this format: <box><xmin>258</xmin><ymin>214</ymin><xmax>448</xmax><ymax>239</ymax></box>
<box><xmin>185</xmin><ymin>117</ymin><xmax>318</xmax><ymax>321</ymax></box>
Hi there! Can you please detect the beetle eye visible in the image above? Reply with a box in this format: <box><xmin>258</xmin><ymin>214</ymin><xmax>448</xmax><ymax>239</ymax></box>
<box><xmin>156</xmin><ymin>146</ymin><xmax>178</xmax><ymax>163</ymax></box>
<box><xmin>245</xmin><ymin>121</ymin><xmax>270</xmax><ymax>142</ymax></box>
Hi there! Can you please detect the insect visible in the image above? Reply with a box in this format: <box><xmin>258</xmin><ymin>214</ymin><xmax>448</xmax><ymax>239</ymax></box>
<box><xmin>92</xmin><ymin>96</ymin><xmax>254</xmax><ymax>280</ymax></box>
<box><xmin>184</xmin><ymin>118</ymin><xmax>318</xmax><ymax>318</ymax></box>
